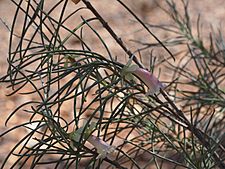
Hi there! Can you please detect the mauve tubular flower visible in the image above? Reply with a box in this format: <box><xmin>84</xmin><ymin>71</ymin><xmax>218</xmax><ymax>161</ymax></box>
<box><xmin>133</xmin><ymin>67</ymin><xmax>165</xmax><ymax>95</ymax></box>
<box><xmin>87</xmin><ymin>135</ymin><xmax>116</xmax><ymax>159</ymax></box>
<box><xmin>122</xmin><ymin>61</ymin><xmax>165</xmax><ymax>95</ymax></box>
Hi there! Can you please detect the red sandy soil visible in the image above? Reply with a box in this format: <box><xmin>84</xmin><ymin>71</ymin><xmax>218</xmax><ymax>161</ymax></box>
<box><xmin>0</xmin><ymin>0</ymin><xmax>224</xmax><ymax>168</ymax></box>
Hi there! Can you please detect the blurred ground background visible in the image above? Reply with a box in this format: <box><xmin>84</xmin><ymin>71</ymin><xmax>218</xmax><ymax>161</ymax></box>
<box><xmin>0</xmin><ymin>0</ymin><xmax>225</xmax><ymax>168</ymax></box>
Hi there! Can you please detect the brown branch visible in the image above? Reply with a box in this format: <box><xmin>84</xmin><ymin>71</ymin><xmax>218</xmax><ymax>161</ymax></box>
<box><xmin>161</xmin><ymin>89</ymin><xmax>225</xmax><ymax>169</ymax></box>
<box><xmin>81</xmin><ymin>1</ymin><xmax>224</xmax><ymax>168</ymax></box>
<box><xmin>82</xmin><ymin>0</ymin><xmax>144</xmax><ymax>69</ymax></box>
<box><xmin>116</xmin><ymin>0</ymin><xmax>175</xmax><ymax>61</ymax></box>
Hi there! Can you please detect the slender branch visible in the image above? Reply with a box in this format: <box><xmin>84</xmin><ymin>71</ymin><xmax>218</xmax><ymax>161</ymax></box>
<box><xmin>161</xmin><ymin>89</ymin><xmax>225</xmax><ymax>169</ymax></box>
<box><xmin>116</xmin><ymin>0</ymin><xmax>175</xmax><ymax>61</ymax></box>
<box><xmin>82</xmin><ymin>0</ymin><xmax>144</xmax><ymax>68</ymax></box>
<box><xmin>81</xmin><ymin>2</ymin><xmax>224</xmax><ymax>167</ymax></box>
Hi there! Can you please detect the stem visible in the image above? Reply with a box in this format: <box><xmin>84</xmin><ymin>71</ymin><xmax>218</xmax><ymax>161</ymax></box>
<box><xmin>161</xmin><ymin>89</ymin><xmax>225</xmax><ymax>169</ymax></box>
<box><xmin>82</xmin><ymin>0</ymin><xmax>144</xmax><ymax>68</ymax></box>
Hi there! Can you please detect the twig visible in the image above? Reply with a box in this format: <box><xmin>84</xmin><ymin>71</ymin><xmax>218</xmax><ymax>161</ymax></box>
<box><xmin>161</xmin><ymin>89</ymin><xmax>225</xmax><ymax>169</ymax></box>
<box><xmin>82</xmin><ymin>0</ymin><xmax>144</xmax><ymax>68</ymax></box>
<box><xmin>116</xmin><ymin>0</ymin><xmax>175</xmax><ymax>61</ymax></box>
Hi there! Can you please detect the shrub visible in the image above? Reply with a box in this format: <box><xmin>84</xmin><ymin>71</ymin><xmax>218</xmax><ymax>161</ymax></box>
<box><xmin>0</xmin><ymin>0</ymin><xmax>224</xmax><ymax>168</ymax></box>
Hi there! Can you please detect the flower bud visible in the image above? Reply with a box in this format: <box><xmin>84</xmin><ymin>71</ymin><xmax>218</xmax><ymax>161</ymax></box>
<box><xmin>121</xmin><ymin>61</ymin><xmax>164</xmax><ymax>95</ymax></box>
<box><xmin>133</xmin><ymin>68</ymin><xmax>165</xmax><ymax>95</ymax></box>
<box><xmin>87</xmin><ymin>135</ymin><xmax>116</xmax><ymax>159</ymax></box>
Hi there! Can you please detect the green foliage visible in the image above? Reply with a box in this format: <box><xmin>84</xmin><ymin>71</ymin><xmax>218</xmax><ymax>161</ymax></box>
<box><xmin>0</xmin><ymin>0</ymin><xmax>224</xmax><ymax>168</ymax></box>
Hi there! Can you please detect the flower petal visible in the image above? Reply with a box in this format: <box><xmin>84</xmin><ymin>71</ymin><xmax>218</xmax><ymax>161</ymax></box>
<box><xmin>87</xmin><ymin>135</ymin><xmax>116</xmax><ymax>159</ymax></box>
<box><xmin>133</xmin><ymin>68</ymin><xmax>165</xmax><ymax>95</ymax></box>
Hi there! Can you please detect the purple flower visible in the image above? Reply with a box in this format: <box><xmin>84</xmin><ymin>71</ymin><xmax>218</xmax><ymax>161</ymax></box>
<box><xmin>133</xmin><ymin>68</ymin><xmax>165</xmax><ymax>95</ymax></box>
<box><xmin>122</xmin><ymin>61</ymin><xmax>165</xmax><ymax>95</ymax></box>
<box><xmin>87</xmin><ymin>135</ymin><xmax>116</xmax><ymax>159</ymax></box>
<box><xmin>69</xmin><ymin>121</ymin><xmax>115</xmax><ymax>159</ymax></box>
